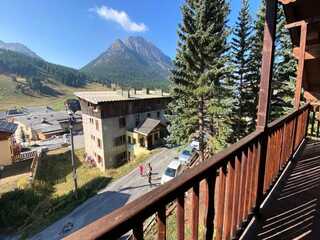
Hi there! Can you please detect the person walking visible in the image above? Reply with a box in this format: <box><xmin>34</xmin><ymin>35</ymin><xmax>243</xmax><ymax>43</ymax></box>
<box><xmin>147</xmin><ymin>163</ymin><xmax>152</xmax><ymax>173</ymax></box>
<box><xmin>147</xmin><ymin>168</ymin><xmax>152</xmax><ymax>187</ymax></box>
<box><xmin>139</xmin><ymin>164</ymin><xmax>144</xmax><ymax>176</ymax></box>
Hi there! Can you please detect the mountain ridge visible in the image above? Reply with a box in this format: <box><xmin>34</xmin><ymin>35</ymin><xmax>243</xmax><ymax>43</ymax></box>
<box><xmin>82</xmin><ymin>36</ymin><xmax>172</xmax><ymax>89</ymax></box>
<box><xmin>0</xmin><ymin>40</ymin><xmax>41</xmax><ymax>59</ymax></box>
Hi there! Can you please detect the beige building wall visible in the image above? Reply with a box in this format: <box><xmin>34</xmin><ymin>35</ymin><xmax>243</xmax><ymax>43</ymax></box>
<box><xmin>101</xmin><ymin>110</ymin><xmax>165</xmax><ymax>168</ymax></box>
<box><xmin>82</xmin><ymin>113</ymin><xmax>105</xmax><ymax>171</ymax></box>
<box><xmin>82</xmin><ymin>108</ymin><xmax>166</xmax><ymax>171</ymax></box>
<box><xmin>0</xmin><ymin>136</ymin><xmax>13</xmax><ymax>166</ymax></box>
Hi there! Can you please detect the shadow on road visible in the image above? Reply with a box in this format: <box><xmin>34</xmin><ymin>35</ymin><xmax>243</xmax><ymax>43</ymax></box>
<box><xmin>119</xmin><ymin>183</ymin><xmax>160</xmax><ymax>191</ymax></box>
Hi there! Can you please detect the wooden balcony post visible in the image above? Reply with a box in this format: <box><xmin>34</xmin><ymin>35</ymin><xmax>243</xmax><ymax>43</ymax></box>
<box><xmin>255</xmin><ymin>0</ymin><xmax>278</xmax><ymax>215</ymax></box>
<box><xmin>285</xmin><ymin>21</ymin><xmax>308</xmax><ymax>110</ymax></box>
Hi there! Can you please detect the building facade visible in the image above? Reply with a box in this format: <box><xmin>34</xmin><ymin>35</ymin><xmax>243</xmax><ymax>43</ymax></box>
<box><xmin>14</xmin><ymin>111</ymin><xmax>82</xmax><ymax>142</ymax></box>
<box><xmin>76</xmin><ymin>90</ymin><xmax>170</xmax><ymax>171</ymax></box>
<box><xmin>0</xmin><ymin>121</ymin><xmax>17</xmax><ymax>166</ymax></box>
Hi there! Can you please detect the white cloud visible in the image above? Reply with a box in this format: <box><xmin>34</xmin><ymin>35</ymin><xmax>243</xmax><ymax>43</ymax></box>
<box><xmin>93</xmin><ymin>5</ymin><xmax>148</xmax><ymax>32</ymax></box>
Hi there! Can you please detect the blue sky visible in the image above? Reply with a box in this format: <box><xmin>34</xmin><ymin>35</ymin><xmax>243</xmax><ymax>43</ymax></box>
<box><xmin>0</xmin><ymin>0</ymin><xmax>260</xmax><ymax>69</ymax></box>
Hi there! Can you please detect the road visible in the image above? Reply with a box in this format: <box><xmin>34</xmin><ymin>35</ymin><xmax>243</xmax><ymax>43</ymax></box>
<box><xmin>31</xmin><ymin>147</ymin><xmax>178</xmax><ymax>240</ymax></box>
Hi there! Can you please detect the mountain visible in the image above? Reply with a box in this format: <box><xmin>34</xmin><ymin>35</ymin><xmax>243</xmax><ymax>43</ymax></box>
<box><xmin>81</xmin><ymin>36</ymin><xmax>173</xmax><ymax>89</ymax></box>
<box><xmin>0</xmin><ymin>40</ymin><xmax>41</xmax><ymax>59</ymax></box>
<box><xmin>0</xmin><ymin>48</ymin><xmax>89</xmax><ymax>90</ymax></box>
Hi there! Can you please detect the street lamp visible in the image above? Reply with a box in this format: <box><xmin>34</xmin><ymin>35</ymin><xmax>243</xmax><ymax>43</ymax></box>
<box><xmin>65</xmin><ymin>99</ymin><xmax>81</xmax><ymax>199</ymax></box>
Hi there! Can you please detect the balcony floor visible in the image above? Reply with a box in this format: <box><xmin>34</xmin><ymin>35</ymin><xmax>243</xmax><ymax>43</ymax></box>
<box><xmin>243</xmin><ymin>139</ymin><xmax>320</xmax><ymax>240</ymax></box>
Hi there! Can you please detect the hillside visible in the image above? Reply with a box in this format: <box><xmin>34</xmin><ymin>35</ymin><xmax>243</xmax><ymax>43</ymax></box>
<box><xmin>0</xmin><ymin>48</ymin><xmax>90</xmax><ymax>90</ymax></box>
<box><xmin>82</xmin><ymin>36</ymin><xmax>172</xmax><ymax>89</ymax></box>
<box><xmin>0</xmin><ymin>74</ymin><xmax>110</xmax><ymax>111</ymax></box>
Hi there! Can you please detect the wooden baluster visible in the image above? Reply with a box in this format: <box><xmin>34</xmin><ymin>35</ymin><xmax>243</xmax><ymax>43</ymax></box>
<box><xmin>317</xmin><ymin>118</ymin><xmax>320</xmax><ymax>138</ymax></box>
<box><xmin>231</xmin><ymin>154</ymin><xmax>241</xmax><ymax>237</ymax></box>
<box><xmin>177</xmin><ymin>194</ymin><xmax>184</xmax><ymax>240</ymax></box>
<box><xmin>264</xmin><ymin>134</ymin><xmax>271</xmax><ymax>192</ymax></box>
<box><xmin>311</xmin><ymin>110</ymin><xmax>315</xmax><ymax>136</ymax></box>
<box><xmin>276</xmin><ymin>128</ymin><xmax>282</xmax><ymax>177</ymax></box>
<box><xmin>157</xmin><ymin>205</ymin><xmax>166</xmax><ymax>240</ymax></box>
<box><xmin>191</xmin><ymin>183</ymin><xmax>199</xmax><ymax>240</ymax></box>
<box><xmin>238</xmin><ymin>151</ymin><xmax>247</xmax><ymax>226</ymax></box>
<box><xmin>251</xmin><ymin>142</ymin><xmax>259</xmax><ymax>209</ymax></box>
<box><xmin>216</xmin><ymin>166</ymin><xmax>227</xmax><ymax>240</ymax></box>
<box><xmin>133</xmin><ymin>221</ymin><xmax>144</xmax><ymax>240</ymax></box>
<box><xmin>248</xmin><ymin>144</ymin><xmax>256</xmax><ymax>212</ymax></box>
<box><xmin>223</xmin><ymin>159</ymin><xmax>235</xmax><ymax>240</ymax></box>
<box><xmin>244</xmin><ymin>147</ymin><xmax>252</xmax><ymax>220</ymax></box>
<box><xmin>203</xmin><ymin>174</ymin><xmax>216</xmax><ymax>240</ymax></box>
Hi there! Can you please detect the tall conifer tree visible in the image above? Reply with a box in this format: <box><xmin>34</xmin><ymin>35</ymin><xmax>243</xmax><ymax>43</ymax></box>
<box><xmin>270</xmin><ymin>7</ymin><xmax>296</xmax><ymax>119</ymax></box>
<box><xmin>168</xmin><ymin>0</ymin><xmax>231</xmax><ymax>155</ymax></box>
<box><xmin>230</xmin><ymin>0</ymin><xmax>252</xmax><ymax>141</ymax></box>
<box><xmin>246</xmin><ymin>2</ymin><xmax>266</xmax><ymax>130</ymax></box>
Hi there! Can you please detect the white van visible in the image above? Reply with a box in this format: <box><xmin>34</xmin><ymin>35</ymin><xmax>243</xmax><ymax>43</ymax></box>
<box><xmin>161</xmin><ymin>160</ymin><xmax>184</xmax><ymax>184</ymax></box>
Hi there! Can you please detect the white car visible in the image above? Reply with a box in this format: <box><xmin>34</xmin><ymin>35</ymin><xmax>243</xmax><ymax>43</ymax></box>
<box><xmin>190</xmin><ymin>140</ymin><xmax>200</xmax><ymax>151</ymax></box>
<box><xmin>161</xmin><ymin>160</ymin><xmax>184</xmax><ymax>184</ymax></box>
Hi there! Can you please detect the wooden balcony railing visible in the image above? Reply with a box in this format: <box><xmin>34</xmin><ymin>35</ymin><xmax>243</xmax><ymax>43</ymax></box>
<box><xmin>65</xmin><ymin>104</ymin><xmax>310</xmax><ymax>240</ymax></box>
<box><xmin>309</xmin><ymin>103</ymin><xmax>320</xmax><ymax>138</ymax></box>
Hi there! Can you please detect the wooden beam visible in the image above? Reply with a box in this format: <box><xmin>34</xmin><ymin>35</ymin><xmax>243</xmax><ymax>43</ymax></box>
<box><xmin>293</xmin><ymin>44</ymin><xmax>320</xmax><ymax>60</ymax></box>
<box><xmin>278</xmin><ymin>0</ymin><xmax>296</xmax><ymax>4</ymax></box>
<box><xmin>256</xmin><ymin>0</ymin><xmax>278</xmax><ymax>129</ymax></box>
<box><xmin>294</xmin><ymin>22</ymin><xmax>308</xmax><ymax>109</ymax></box>
<box><xmin>285</xmin><ymin>20</ymin><xmax>306</xmax><ymax>29</ymax></box>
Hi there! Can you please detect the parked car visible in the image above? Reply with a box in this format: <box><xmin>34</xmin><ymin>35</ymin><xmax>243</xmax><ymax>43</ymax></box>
<box><xmin>189</xmin><ymin>140</ymin><xmax>200</xmax><ymax>151</ymax></box>
<box><xmin>178</xmin><ymin>147</ymin><xmax>194</xmax><ymax>165</ymax></box>
<box><xmin>161</xmin><ymin>160</ymin><xmax>184</xmax><ymax>184</ymax></box>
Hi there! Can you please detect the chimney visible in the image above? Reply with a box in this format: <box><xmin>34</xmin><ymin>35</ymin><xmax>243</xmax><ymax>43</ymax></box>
<box><xmin>129</xmin><ymin>88</ymin><xmax>137</xmax><ymax>96</ymax></box>
<box><xmin>143</xmin><ymin>88</ymin><xmax>150</xmax><ymax>95</ymax></box>
<box><xmin>122</xmin><ymin>89</ymin><xmax>130</xmax><ymax>98</ymax></box>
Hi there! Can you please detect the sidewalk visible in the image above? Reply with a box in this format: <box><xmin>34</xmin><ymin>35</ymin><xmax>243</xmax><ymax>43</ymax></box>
<box><xmin>30</xmin><ymin>147</ymin><xmax>178</xmax><ymax>240</ymax></box>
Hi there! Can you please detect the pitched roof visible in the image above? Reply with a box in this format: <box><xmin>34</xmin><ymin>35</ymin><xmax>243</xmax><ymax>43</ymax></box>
<box><xmin>134</xmin><ymin>118</ymin><xmax>163</xmax><ymax>136</ymax></box>
<box><xmin>14</xmin><ymin>111</ymin><xmax>81</xmax><ymax>134</ymax></box>
<box><xmin>0</xmin><ymin>121</ymin><xmax>18</xmax><ymax>134</ymax></box>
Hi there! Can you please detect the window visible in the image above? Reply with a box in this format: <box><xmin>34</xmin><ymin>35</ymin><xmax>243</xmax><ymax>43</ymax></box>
<box><xmin>95</xmin><ymin>120</ymin><xmax>99</xmax><ymax>131</ymax></box>
<box><xmin>157</xmin><ymin>111</ymin><xmax>160</xmax><ymax>118</ymax></box>
<box><xmin>119</xmin><ymin>117</ymin><xmax>126</xmax><ymax>128</ymax></box>
<box><xmin>91</xmin><ymin>135</ymin><xmax>95</xmax><ymax>141</ymax></box>
<box><xmin>97</xmin><ymin>138</ymin><xmax>102</xmax><ymax>148</ymax></box>
<box><xmin>133</xmin><ymin>138</ymin><xmax>136</xmax><ymax>144</ymax></box>
<box><xmin>128</xmin><ymin>136</ymin><xmax>132</xmax><ymax>144</ymax></box>
<box><xmin>114</xmin><ymin>135</ymin><xmax>126</xmax><ymax>146</ymax></box>
<box><xmin>97</xmin><ymin>155</ymin><xmax>102</xmax><ymax>163</ymax></box>
<box><xmin>147</xmin><ymin>113</ymin><xmax>151</xmax><ymax>118</ymax></box>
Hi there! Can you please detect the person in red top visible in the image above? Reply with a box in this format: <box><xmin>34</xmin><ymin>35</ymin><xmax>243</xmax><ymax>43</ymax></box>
<box><xmin>139</xmin><ymin>164</ymin><xmax>144</xmax><ymax>176</ymax></box>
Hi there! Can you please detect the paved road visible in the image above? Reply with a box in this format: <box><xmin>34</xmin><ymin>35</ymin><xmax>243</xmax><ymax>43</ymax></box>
<box><xmin>31</xmin><ymin>147</ymin><xmax>178</xmax><ymax>240</ymax></box>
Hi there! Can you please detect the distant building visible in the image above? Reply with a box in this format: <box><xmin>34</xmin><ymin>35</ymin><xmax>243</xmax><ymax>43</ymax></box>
<box><xmin>1</xmin><ymin>106</ymin><xmax>53</xmax><ymax>121</ymax></box>
<box><xmin>14</xmin><ymin>111</ymin><xmax>82</xmax><ymax>142</ymax></box>
<box><xmin>75</xmin><ymin>89</ymin><xmax>170</xmax><ymax>171</ymax></box>
<box><xmin>0</xmin><ymin>121</ymin><xmax>17</xmax><ymax>166</ymax></box>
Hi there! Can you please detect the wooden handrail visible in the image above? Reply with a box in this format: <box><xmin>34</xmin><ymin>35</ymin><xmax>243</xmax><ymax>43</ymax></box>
<box><xmin>65</xmin><ymin>105</ymin><xmax>310</xmax><ymax>240</ymax></box>
<box><xmin>267</xmin><ymin>103</ymin><xmax>310</xmax><ymax>130</ymax></box>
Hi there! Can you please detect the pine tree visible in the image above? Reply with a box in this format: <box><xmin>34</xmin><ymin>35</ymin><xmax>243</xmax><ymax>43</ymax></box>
<box><xmin>168</xmin><ymin>0</ymin><xmax>231</xmax><ymax>155</ymax></box>
<box><xmin>246</xmin><ymin>2</ymin><xmax>266</xmax><ymax>130</ymax></box>
<box><xmin>230</xmin><ymin>0</ymin><xmax>252</xmax><ymax>141</ymax></box>
<box><xmin>270</xmin><ymin>6</ymin><xmax>296</xmax><ymax>119</ymax></box>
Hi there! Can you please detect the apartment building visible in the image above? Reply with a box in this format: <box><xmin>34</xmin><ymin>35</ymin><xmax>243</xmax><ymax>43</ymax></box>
<box><xmin>0</xmin><ymin>121</ymin><xmax>17</xmax><ymax>166</ymax></box>
<box><xmin>75</xmin><ymin>89</ymin><xmax>170</xmax><ymax>171</ymax></box>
